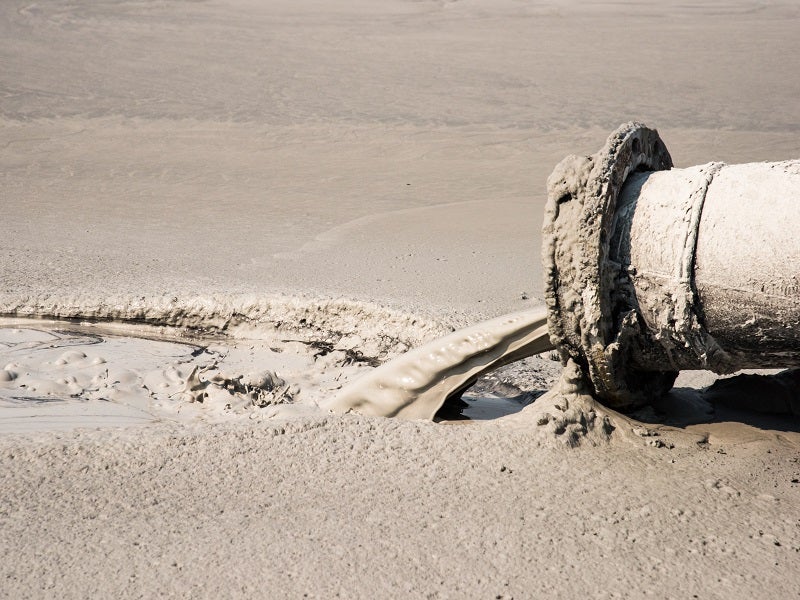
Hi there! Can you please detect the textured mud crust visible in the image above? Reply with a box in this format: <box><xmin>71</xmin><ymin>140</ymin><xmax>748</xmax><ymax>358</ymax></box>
<box><xmin>0</xmin><ymin>292</ymin><xmax>448</xmax><ymax>362</ymax></box>
<box><xmin>542</xmin><ymin>122</ymin><xmax>675</xmax><ymax>409</ymax></box>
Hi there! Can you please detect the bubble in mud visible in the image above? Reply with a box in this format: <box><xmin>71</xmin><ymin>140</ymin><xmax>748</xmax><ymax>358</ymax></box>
<box><xmin>56</xmin><ymin>350</ymin><xmax>87</xmax><ymax>365</ymax></box>
<box><xmin>107</xmin><ymin>368</ymin><xmax>138</xmax><ymax>385</ymax></box>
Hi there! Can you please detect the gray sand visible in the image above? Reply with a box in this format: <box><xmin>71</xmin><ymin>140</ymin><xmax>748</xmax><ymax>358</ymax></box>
<box><xmin>2</xmin><ymin>0</ymin><xmax>800</xmax><ymax>598</ymax></box>
<box><xmin>3</xmin><ymin>418</ymin><xmax>799</xmax><ymax>599</ymax></box>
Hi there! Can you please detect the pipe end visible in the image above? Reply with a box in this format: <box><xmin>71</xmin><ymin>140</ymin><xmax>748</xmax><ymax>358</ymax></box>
<box><xmin>542</xmin><ymin>122</ymin><xmax>675</xmax><ymax>409</ymax></box>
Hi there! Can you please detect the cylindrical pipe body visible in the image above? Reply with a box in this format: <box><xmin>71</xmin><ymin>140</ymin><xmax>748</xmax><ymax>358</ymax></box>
<box><xmin>611</xmin><ymin>161</ymin><xmax>800</xmax><ymax>374</ymax></box>
<box><xmin>696</xmin><ymin>162</ymin><xmax>800</xmax><ymax>359</ymax></box>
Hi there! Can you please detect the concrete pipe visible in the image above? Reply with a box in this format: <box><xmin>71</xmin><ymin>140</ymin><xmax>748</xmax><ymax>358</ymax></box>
<box><xmin>543</xmin><ymin>122</ymin><xmax>800</xmax><ymax>410</ymax></box>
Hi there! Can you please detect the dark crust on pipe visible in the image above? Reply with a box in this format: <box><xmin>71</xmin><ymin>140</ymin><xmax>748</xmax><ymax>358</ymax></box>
<box><xmin>542</xmin><ymin>122</ymin><xmax>675</xmax><ymax>409</ymax></box>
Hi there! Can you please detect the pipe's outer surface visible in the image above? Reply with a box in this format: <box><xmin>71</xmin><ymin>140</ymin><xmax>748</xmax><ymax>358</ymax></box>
<box><xmin>615</xmin><ymin>161</ymin><xmax>800</xmax><ymax>373</ymax></box>
<box><xmin>543</xmin><ymin>122</ymin><xmax>800</xmax><ymax>409</ymax></box>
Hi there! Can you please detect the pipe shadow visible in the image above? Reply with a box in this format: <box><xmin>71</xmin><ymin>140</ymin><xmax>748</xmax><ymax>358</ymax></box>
<box><xmin>630</xmin><ymin>369</ymin><xmax>800</xmax><ymax>434</ymax></box>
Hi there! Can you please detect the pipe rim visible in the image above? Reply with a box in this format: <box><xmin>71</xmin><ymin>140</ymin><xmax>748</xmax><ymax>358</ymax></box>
<box><xmin>542</xmin><ymin>122</ymin><xmax>675</xmax><ymax>409</ymax></box>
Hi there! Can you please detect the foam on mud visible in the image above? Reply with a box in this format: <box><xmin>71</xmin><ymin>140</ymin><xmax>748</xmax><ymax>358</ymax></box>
<box><xmin>0</xmin><ymin>321</ymin><xmax>327</xmax><ymax>432</ymax></box>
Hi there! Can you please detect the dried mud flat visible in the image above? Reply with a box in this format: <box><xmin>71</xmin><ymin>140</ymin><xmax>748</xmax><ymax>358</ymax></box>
<box><xmin>2</xmin><ymin>400</ymin><xmax>799</xmax><ymax>599</ymax></box>
<box><xmin>2</xmin><ymin>0</ymin><xmax>800</xmax><ymax>598</ymax></box>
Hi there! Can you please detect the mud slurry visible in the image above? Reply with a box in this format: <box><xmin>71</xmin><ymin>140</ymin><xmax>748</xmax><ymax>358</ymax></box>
<box><xmin>0</xmin><ymin>319</ymin><xmax>375</xmax><ymax>431</ymax></box>
<box><xmin>0</xmin><ymin>318</ymin><xmax>676</xmax><ymax>448</ymax></box>
<box><xmin>4</xmin><ymin>315</ymin><xmax>792</xmax><ymax>451</ymax></box>
<box><xmin>0</xmin><ymin>316</ymin><xmax>564</xmax><ymax>434</ymax></box>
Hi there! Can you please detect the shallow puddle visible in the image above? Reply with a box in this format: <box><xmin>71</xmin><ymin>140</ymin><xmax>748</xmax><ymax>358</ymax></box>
<box><xmin>436</xmin><ymin>392</ymin><xmax>537</xmax><ymax>421</ymax></box>
<box><xmin>0</xmin><ymin>324</ymin><xmax>213</xmax><ymax>431</ymax></box>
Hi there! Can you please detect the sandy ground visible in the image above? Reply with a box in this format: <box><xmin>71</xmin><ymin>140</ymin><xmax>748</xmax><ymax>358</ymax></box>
<box><xmin>2</xmin><ymin>0</ymin><xmax>800</xmax><ymax>598</ymax></box>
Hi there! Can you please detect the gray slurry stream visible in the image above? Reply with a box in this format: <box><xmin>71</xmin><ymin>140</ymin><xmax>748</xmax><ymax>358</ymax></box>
<box><xmin>0</xmin><ymin>318</ymin><xmax>564</xmax><ymax>433</ymax></box>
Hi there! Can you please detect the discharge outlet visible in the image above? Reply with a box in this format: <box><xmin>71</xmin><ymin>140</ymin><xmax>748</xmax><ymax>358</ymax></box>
<box><xmin>543</xmin><ymin>122</ymin><xmax>800</xmax><ymax>409</ymax></box>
